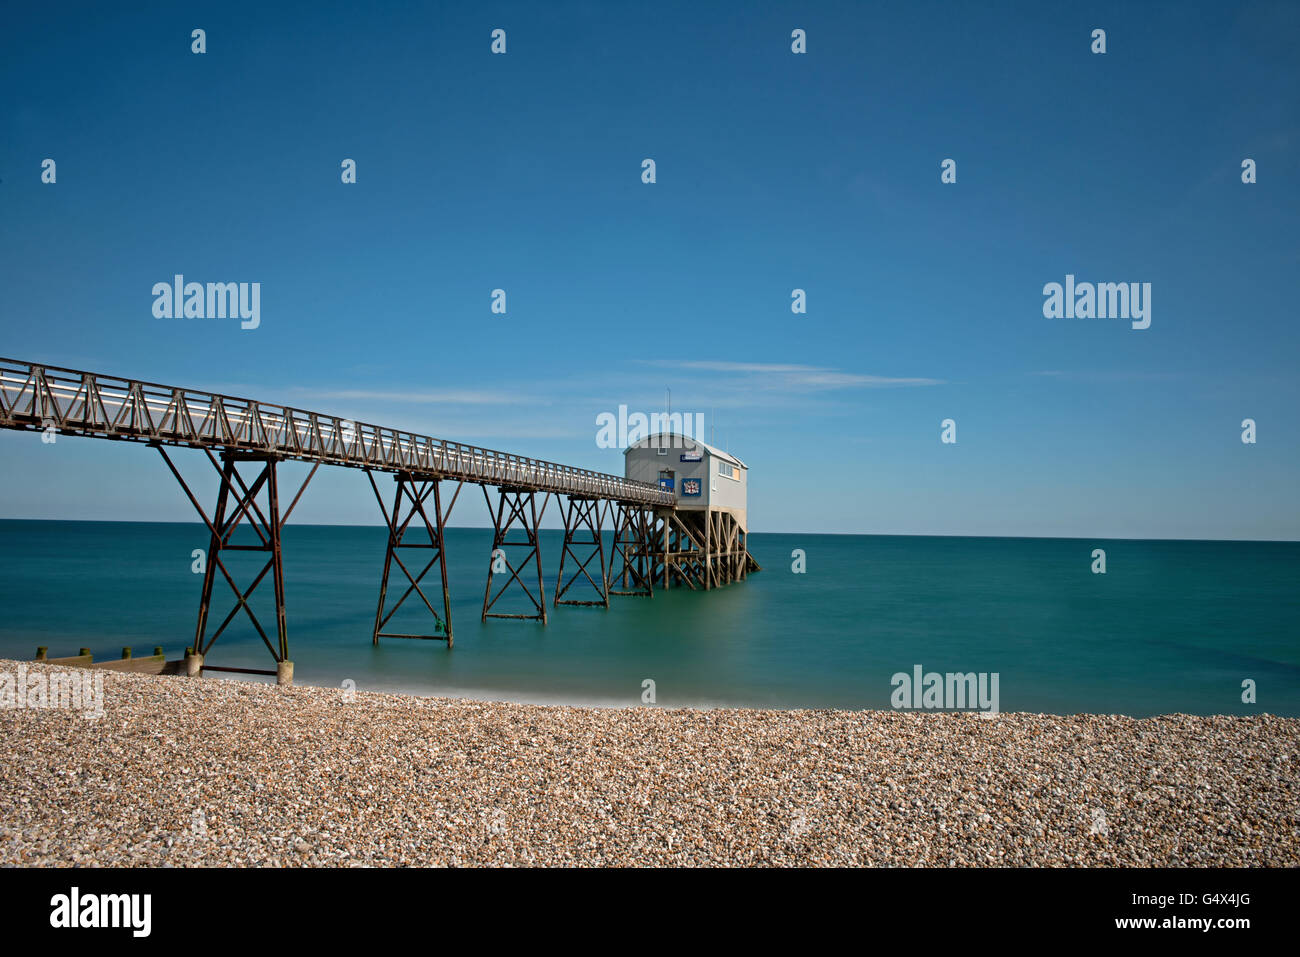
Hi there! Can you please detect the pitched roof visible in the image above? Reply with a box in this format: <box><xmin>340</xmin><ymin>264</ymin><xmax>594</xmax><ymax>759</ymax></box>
<box><xmin>623</xmin><ymin>432</ymin><xmax>746</xmax><ymax>469</ymax></box>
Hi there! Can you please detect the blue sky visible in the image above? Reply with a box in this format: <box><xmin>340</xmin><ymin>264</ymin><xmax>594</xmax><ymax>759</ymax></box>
<box><xmin>2</xmin><ymin>0</ymin><xmax>1297</xmax><ymax>538</ymax></box>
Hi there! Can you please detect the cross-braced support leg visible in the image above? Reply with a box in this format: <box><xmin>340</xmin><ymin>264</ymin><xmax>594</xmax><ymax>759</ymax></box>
<box><xmin>554</xmin><ymin>495</ymin><xmax>609</xmax><ymax>607</ymax></box>
<box><xmin>368</xmin><ymin>470</ymin><xmax>460</xmax><ymax>646</ymax></box>
<box><xmin>156</xmin><ymin>445</ymin><xmax>317</xmax><ymax>674</ymax></box>
<box><xmin>609</xmin><ymin>501</ymin><xmax>654</xmax><ymax>597</ymax></box>
<box><xmin>481</xmin><ymin>486</ymin><xmax>549</xmax><ymax>622</ymax></box>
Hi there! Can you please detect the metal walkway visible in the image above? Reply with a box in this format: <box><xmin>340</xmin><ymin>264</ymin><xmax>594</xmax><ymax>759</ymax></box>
<box><xmin>0</xmin><ymin>356</ymin><xmax>750</xmax><ymax>682</ymax></box>
<box><xmin>0</xmin><ymin>358</ymin><xmax>673</xmax><ymax>505</ymax></box>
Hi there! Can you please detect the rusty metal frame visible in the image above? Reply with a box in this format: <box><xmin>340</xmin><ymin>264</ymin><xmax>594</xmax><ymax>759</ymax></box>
<box><xmin>663</xmin><ymin>509</ymin><xmax>706</xmax><ymax>590</ymax></box>
<box><xmin>637</xmin><ymin>507</ymin><xmax>760</xmax><ymax>592</ymax></box>
<box><xmin>155</xmin><ymin>445</ymin><xmax>318</xmax><ymax>671</ymax></box>
<box><xmin>609</xmin><ymin>501</ymin><xmax>655</xmax><ymax>597</ymax></box>
<box><xmin>554</xmin><ymin>495</ymin><xmax>609</xmax><ymax>608</ymax></box>
<box><xmin>368</xmin><ymin>469</ymin><xmax>461</xmax><ymax>646</ymax></box>
<box><xmin>0</xmin><ymin>357</ymin><xmax>672</xmax><ymax>506</ymax></box>
<box><xmin>481</xmin><ymin>486</ymin><xmax>550</xmax><ymax>622</ymax></box>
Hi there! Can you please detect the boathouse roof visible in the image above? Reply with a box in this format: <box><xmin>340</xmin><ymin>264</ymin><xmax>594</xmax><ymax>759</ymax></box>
<box><xmin>624</xmin><ymin>433</ymin><xmax>747</xmax><ymax>470</ymax></box>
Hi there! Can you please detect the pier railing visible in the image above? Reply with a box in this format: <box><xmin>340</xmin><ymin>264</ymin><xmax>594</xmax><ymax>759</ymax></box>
<box><xmin>0</xmin><ymin>358</ymin><xmax>674</xmax><ymax>506</ymax></box>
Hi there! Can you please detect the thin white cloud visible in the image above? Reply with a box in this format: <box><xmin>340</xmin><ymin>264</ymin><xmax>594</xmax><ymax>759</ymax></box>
<box><xmin>287</xmin><ymin>387</ymin><xmax>536</xmax><ymax>406</ymax></box>
<box><xmin>1029</xmin><ymin>370</ymin><xmax>1179</xmax><ymax>383</ymax></box>
<box><xmin>639</xmin><ymin>359</ymin><xmax>944</xmax><ymax>389</ymax></box>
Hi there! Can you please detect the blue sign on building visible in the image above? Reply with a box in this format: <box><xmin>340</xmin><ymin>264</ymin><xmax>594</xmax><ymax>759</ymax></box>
<box><xmin>680</xmin><ymin>478</ymin><xmax>702</xmax><ymax>497</ymax></box>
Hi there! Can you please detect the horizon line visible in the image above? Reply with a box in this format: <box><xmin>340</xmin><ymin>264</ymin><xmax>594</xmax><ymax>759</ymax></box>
<box><xmin>0</xmin><ymin>516</ymin><xmax>1295</xmax><ymax>545</ymax></box>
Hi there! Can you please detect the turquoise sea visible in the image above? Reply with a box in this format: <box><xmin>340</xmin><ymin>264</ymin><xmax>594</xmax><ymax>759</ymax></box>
<box><xmin>0</xmin><ymin>520</ymin><xmax>1296</xmax><ymax>716</ymax></box>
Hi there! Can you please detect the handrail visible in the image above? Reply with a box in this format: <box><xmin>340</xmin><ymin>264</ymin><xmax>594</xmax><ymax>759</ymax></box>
<box><xmin>0</xmin><ymin>358</ymin><xmax>674</xmax><ymax>506</ymax></box>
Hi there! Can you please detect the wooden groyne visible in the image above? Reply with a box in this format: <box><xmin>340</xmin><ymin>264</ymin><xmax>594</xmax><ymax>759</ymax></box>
<box><xmin>33</xmin><ymin>646</ymin><xmax>185</xmax><ymax>676</ymax></box>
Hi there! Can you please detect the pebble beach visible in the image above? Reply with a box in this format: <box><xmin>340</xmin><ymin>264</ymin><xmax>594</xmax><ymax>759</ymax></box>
<box><xmin>1</xmin><ymin>659</ymin><xmax>1296</xmax><ymax>867</ymax></box>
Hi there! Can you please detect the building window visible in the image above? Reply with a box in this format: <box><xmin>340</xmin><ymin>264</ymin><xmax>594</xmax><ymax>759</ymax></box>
<box><xmin>657</xmin><ymin>447</ymin><xmax>667</xmax><ymax>455</ymax></box>
<box><xmin>717</xmin><ymin>461</ymin><xmax>737</xmax><ymax>480</ymax></box>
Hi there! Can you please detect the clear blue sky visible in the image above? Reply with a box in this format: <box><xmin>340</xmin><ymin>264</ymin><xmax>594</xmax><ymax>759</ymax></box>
<box><xmin>2</xmin><ymin>1</ymin><xmax>1297</xmax><ymax>538</ymax></box>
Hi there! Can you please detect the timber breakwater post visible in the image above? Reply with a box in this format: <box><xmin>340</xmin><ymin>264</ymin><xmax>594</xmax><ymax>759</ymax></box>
<box><xmin>0</xmin><ymin>357</ymin><xmax>760</xmax><ymax>683</ymax></box>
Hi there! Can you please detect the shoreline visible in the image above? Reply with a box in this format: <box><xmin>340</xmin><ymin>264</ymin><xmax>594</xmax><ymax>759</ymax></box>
<box><xmin>3</xmin><ymin>649</ymin><xmax>1284</xmax><ymax>717</ymax></box>
<box><xmin>1</xmin><ymin>659</ymin><xmax>1297</xmax><ymax>867</ymax></box>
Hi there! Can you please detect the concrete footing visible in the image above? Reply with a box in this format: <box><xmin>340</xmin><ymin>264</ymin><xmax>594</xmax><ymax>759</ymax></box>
<box><xmin>185</xmin><ymin>651</ymin><xmax>203</xmax><ymax>677</ymax></box>
<box><xmin>277</xmin><ymin>660</ymin><xmax>294</xmax><ymax>687</ymax></box>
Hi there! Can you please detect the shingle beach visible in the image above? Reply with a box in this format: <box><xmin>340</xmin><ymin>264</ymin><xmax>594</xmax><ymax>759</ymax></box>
<box><xmin>1</xmin><ymin>660</ymin><xmax>1296</xmax><ymax>867</ymax></box>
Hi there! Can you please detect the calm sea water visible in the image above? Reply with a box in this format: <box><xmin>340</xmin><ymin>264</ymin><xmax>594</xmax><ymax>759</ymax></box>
<box><xmin>0</xmin><ymin>520</ymin><xmax>1296</xmax><ymax>716</ymax></box>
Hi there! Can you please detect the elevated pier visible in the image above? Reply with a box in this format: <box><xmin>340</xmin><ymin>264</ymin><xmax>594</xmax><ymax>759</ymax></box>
<box><xmin>0</xmin><ymin>357</ymin><xmax>759</xmax><ymax>682</ymax></box>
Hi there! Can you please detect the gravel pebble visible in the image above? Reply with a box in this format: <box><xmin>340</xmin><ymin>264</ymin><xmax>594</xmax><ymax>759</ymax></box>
<box><xmin>1</xmin><ymin>659</ymin><xmax>1296</xmax><ymax>866</ymax></box>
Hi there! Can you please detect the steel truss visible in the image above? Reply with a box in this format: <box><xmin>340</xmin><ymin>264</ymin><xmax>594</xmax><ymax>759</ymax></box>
<box><xmin>0</xmin><ymin>357</ymin><xmax>672</xmax><ymax>505</ymax></box>
<box><xmin>156</xmin><ymin>445</ymin><xmax>318</xmax><ymax>673</ymax></box>
<box><xmin>553</xmin><ymin>495</ymin><xmax>609</xmax><ymax>607</ymax></box>
<box><xmin>368</xmin><ymin>470</ymin><xmax>461</xmax><ymax>646</ymax></box>
<box><xmin>609</xmin><ymin>501</ymin><xmax>655</xmax><ymax>597</ymax></box>
<box><xmin>482</xmin><ymin>486</ymin><xmax>551</xmax><ymax>622</ymax></box>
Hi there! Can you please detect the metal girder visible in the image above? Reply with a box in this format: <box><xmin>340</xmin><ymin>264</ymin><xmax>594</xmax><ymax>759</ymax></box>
<box><xmin>0</xmin><ymin>357</ymin><xmax>672</xmax><ymax>506</ymax></box>
<box><xmin>609</xmin><ymin>502</ymin><xmax>655</xmax><ymax>598</ymax></box>
<box><xmin>156</xmin><ymin>445</ymin><xmax>318</xmax><ymax>672</ymax></box>
<box><xmin>481</xmin><ymin>486</ymin><xmax>550</xmax><ymax>623</ymax></box>
<box><xmin>368</xmin><ymin>470</ymin><xmax>461</xmax><ymax>646</ymax></box>
<box><xmin>554</xmin><ymin>495</ymin><xmax>609</xmax><ymax>608</ymax></box>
